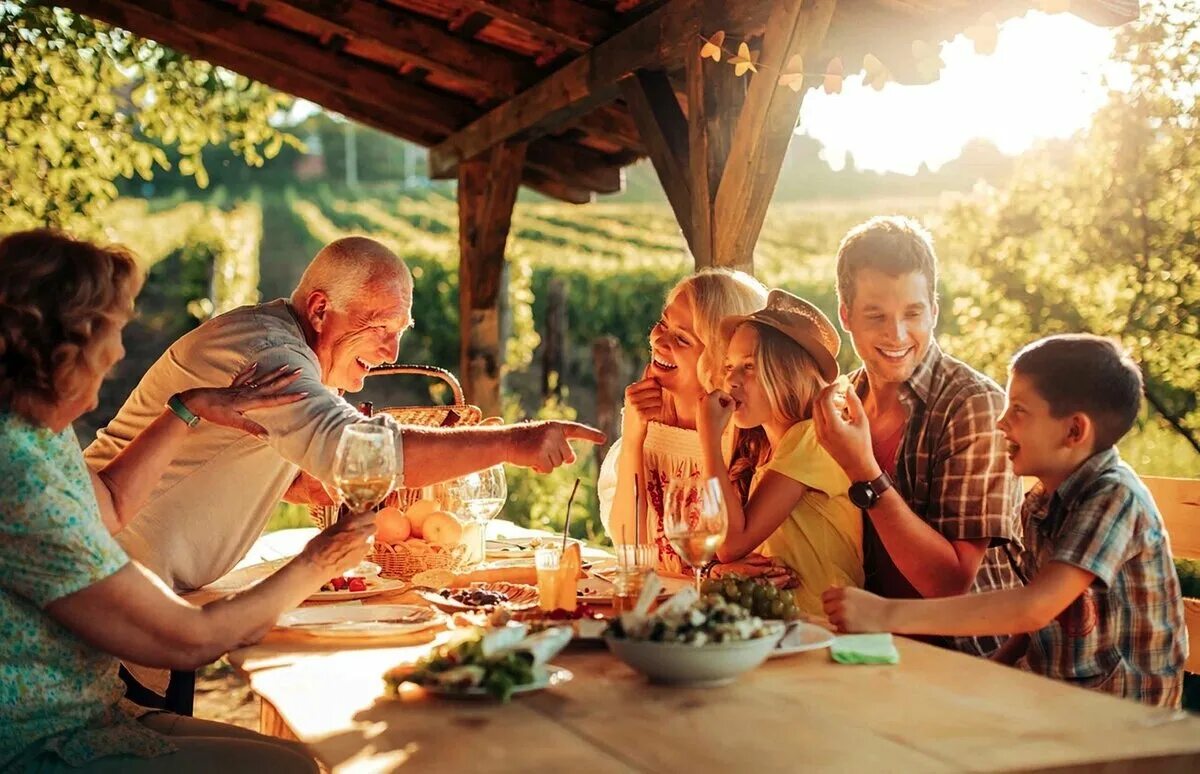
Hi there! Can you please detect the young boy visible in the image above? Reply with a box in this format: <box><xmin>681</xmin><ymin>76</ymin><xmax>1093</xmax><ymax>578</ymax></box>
<box><xmin>822</xmin><ymin>334</ymin><xmax>1189</xmax><ymax>707</ymax></box>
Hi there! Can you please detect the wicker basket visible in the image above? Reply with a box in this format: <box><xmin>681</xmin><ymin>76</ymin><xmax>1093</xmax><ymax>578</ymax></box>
<box><xmin>311</xmin><ymin>364</ymin><xmax>482</xmax><ymax>579</ymax></box>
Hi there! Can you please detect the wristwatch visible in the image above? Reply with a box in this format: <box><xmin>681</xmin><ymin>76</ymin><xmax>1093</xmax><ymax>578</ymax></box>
<box><xmin>166</xmin><ymin>393</ymin><xmax>201</xmax><ymax>428</ymax></box>
<box><xmin>848</xmin><ymin>471</ymin><xmax>893</xmax><ymax>510</ymax></box>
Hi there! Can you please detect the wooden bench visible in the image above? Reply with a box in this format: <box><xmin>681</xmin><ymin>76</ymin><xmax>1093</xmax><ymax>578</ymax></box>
<box><xmin>1147</xmin><ymin>476</ymin><xmax>1200</xmax><ymax>674</ymax></box>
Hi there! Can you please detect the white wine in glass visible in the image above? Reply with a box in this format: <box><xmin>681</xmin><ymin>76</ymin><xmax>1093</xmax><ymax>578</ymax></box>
<box><xmin>332</xmin><ymin>424</ymin><xmax>397</xmax><ymax>518</ymax></box>
<box><xmin>663</xmin><ymin>477</ymin><xmax>728</xmax><ymax>593</ymax></box>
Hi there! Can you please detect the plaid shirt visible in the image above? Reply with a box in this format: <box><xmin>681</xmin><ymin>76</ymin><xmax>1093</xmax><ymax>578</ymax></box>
<box><xmin>1018</xmin><ymin>448</ymin><xmax>1188</xmax><ymax>708</ymax></box>
<box><xmin>854</xmin><ymin>341</ymin><xmax>1024</xmax><ymax>657</ymax></box>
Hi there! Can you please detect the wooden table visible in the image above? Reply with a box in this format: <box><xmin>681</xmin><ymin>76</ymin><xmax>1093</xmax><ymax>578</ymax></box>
<box><xmin>226</xmin><ymin>582</ymin><xmax>1200</xmax><ymax>774</ymax></box>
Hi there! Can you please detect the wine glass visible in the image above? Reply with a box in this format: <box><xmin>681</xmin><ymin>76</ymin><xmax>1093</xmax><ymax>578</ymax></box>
<box><xmin>663</xmin><ymin>477</ymin><xmax>728</xmax><ymax>593</ymax></box>
<box><xmin>446</xmin><ymin>465</ymin><xmax>507</xmax><ymax>564</ymax></box>
<box><xmin>331</xmin><ymin>424</ymin><xmax>397</xmax><ymax>520</ymax></box>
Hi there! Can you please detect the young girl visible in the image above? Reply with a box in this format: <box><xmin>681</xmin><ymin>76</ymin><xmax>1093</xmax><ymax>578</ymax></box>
<box><xmin>698</xmin><ymin>289</ymin><xmax>864</xmax><ymax>615</ymax></box>
<box><xmin>598</xmin><ymin>269</ymin><xmax>767</xmax><ymax>574</ymax></box>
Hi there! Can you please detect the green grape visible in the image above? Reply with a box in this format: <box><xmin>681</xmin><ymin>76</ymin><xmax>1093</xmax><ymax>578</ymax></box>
<box><xmin>763</xmin><ymin>585</ymin><xmax>779</xmax><ymax>601</ymax></box>
<box><xmin>751</xmin><ymin>584</ymin><xmax>769</xmax><ymax>602</ymax></box>
<box><xmin>769</xmin><ymin>599</ymin><xmax>785</xmax><ymax>618</ymax></box>
<box><xmin>723</xmin><ymin>581</ymin><xmax>739</xmax><ymax>600</ymax></box>
<box><xmin>705</xmin><ymin>593</ymin><xmax>725</xmax><ymax>607</ymax></box>
<box><xmin>701</xmin><ymin>579</ymin><xmax>721</xmax><ymax>595</ymax></box>
<box><xmin>737</xmin><ymin>580</ymin><xmax>756</xmax><ymax>597</ymax></box>
<box><xmin>738</xmin><ymin>593</ymin><xmax>755</xmax><ymax>610</ymax></box>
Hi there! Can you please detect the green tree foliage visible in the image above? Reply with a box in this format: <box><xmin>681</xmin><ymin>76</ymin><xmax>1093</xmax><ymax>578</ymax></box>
<box><xmin>937</xmin><ymin>0</ymin><xmax>1200</xmax><ymax>454</ymax></box>
<box><xmin>0</xmin><ymin>2</ymin><xmax>297</xmax><ymax>232</ymax></box>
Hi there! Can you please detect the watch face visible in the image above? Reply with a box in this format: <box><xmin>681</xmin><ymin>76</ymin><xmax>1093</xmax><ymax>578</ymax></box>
<box><xmin>848</xmin><ymin>481</ymin><xmax>876</xmax><ymax>510</ymax></box>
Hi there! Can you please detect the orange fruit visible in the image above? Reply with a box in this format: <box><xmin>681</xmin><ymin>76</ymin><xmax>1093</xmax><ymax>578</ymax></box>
<box><xmin>405</xmin><ymin>498</ymin><xmax>441</xmax><ymax>538</ymax></box>
<box><xmin>374</xmin><ymin>507</ymin><xmax>411</xmax><ymax>544</ymax></box>
<box><xmin>423</xmin><ymin>511</ymin><xmax>464</xmax><ymax>547</ymax></box>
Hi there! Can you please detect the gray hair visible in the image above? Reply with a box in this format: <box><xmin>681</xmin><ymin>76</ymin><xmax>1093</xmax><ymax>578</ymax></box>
<box><xmin>290</xmin><ymin>236</ymin><xmax>411</xmax><ymax>310</ymax></box>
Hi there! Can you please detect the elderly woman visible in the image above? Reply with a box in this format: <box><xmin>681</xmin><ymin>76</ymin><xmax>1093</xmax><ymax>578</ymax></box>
<box><xmin>0</xmin><ymin>230</ymin><xmax>374</xmax><ymax>772</ymax></box>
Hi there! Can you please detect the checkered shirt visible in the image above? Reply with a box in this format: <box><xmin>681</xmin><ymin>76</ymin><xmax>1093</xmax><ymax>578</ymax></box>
<box><xmin>1018</xmin><ymin>448</ymin><xmax>1188</xmax><ymax>707</ymax></box>
<box><xmin>854</xmin><ymin>341</ymin><xmax>1024</xmax><ymax>657</ymax></box>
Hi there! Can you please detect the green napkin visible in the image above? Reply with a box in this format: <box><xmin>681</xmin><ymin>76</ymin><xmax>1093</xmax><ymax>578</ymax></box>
<box><xmin>830</xmin><ymin>633</ymin><xmax>900</xmax><ymax>665</ymax></box>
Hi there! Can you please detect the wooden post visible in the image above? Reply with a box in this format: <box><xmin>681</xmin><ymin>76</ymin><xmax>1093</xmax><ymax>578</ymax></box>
<box><xmin>592</xmin><ymin>336</ymin><xmax>624</xmax><ymax>460</ymax></box>
<box><xmin>457</xmin><ymin>141</ymin><xmax>527</xmax><ymax>418</ymax></box>
<box><xmin>542</xmin><ymin>278</ymin><xmax>568</xmax><ymax>398</ymax></box>
<box><xmin>623</xmin><ymin>0</ymin><xmax>837</xmax><ymax>273</ymax></box>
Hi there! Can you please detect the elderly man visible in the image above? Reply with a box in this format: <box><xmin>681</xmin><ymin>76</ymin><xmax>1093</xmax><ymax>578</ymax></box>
<box><xmin>85</xmin><ymin>236</ymin><xmax>604</xmax><ymax>592</ymax></box>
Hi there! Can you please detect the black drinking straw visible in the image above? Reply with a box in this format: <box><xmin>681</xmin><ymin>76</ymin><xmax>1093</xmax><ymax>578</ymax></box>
<box><xmin>562</xmin><ymin>477</ymin><xmax>581</xmax><ymax>552</ymax></box>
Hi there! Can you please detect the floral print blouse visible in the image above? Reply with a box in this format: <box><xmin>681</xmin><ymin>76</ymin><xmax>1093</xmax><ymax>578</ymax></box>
<box><xmin>0</xmin><ymin>412</ymin><xmax>173</xmax><ymax>768</ymax></box>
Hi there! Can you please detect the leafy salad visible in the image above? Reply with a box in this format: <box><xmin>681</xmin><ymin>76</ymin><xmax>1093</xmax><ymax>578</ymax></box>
<box><xmin>384</xmin><ymin>624</ymin><xmax>570</xmax><ymax>701</ymax></box>
<box><xmin>606</xmin><ymin>593</ymin><xmax>779</xmax><ymax>645</ymax></box>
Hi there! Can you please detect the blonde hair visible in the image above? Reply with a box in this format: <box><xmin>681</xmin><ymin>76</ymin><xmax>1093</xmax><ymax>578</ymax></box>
<box><xmin>727</xmin><ymin>323</ymin><xmax>827</xmax><ymax>502</ymax></box>
<box><xmin>291</xmin><ymin>236</ymin><xmax>411</xmax><ymax>311</ymax></box>
<box><xmin>666</xmin><ymin>268</ymin><xmax>768</xmax><ymax>392</ymax></box>
<box><xmin>0</xmin><ymin>229</ymin><xmax>142</xmax><ymax>423</ymax></box>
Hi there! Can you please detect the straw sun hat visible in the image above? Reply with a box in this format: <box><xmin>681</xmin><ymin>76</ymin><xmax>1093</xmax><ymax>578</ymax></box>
<box><xmin>718</xmin><ymin>289</ymin><xmax>841</xmax><ymax>382</ymax></box>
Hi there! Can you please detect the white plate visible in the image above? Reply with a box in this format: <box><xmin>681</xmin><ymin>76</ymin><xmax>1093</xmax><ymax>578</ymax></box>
<box><xmin>422</xmin><ymin>664</ymin><xmax>573</xmax><ymax>699</ymax></box>
<box><xmin>306</xmin><ymin>577</ymin><xmax>406</xmax><ymax>602</ymax></box>
<box><xmin>276</xmin><ymin>604</ymin><xmax>442</xmax><ymax>637</ymax></box>
<box><xmin>417</xmin><ymin>585</ymin><xmax>540</xmax><ymax>613</ymax></box>
<box><xmin>769</xmin><ymin>621</ymin><xmax>835</xmax><ymax>658</ymax></box>
<box><xmin>486</xmin><ymin>537</ymin><xmax>581</xmax><ymax>559</ymax></box>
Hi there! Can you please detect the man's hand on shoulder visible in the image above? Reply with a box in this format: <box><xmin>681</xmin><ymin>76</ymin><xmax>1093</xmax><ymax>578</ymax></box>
<box><xmin>505</xmin><ymin>421</ymin><xmax>606</xmax><ymax>474</ymax></box>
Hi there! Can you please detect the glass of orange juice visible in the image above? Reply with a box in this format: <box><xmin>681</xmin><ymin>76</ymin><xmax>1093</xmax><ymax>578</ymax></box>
<box><xmin>535</xmin><ymin>545</ymin><xmax>577</xmax><ymax>612</ymax></box>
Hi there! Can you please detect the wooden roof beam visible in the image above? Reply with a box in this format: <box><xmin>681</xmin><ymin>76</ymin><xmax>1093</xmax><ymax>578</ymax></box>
<box><xmin>521</xmin><ymin>169</ymin><xmax>595</xmax><ymax>205</ymax></box>
<box><xmin>525</xmin><ymin>141</ymin><xmax>626</xmax><ymax>194</ymax></box>
<box><xmin>65</xmin><ymin>0</ymin><xmax>456</xmax><ymax>145</ymax></box>
<box><xmin>428</xmin><ymin>0</ymin><xmax>727</xmax><ymax>178</ymax></box>
<box><xmin>67</xmin><ymin>0</ymin><xmax>480</xmax><ymax>132</ymax></box>
<box><xmin>455</xmin><ymin>0</ymin><xmax>617</xmax><ymax>52</ymax></box>
<box><xmin>252</xmin><ymin>0</ymin><xmax>538</xmax><ymax>97</ymax></box>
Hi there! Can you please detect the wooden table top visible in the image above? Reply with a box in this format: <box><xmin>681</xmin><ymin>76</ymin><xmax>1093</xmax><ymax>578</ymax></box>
<box><xmin>226</xmin><ymin>583</ymin><xmax>1200</xmax><ymax>774</ymax></box>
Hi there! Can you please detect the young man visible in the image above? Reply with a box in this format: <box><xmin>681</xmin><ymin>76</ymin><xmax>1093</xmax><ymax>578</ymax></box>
<box><xmin>823</xmin><ymin>335</ymin><xmax>1189</xmax><ymax>707</ymax></box>
<box><xmin>812</xmin><ymin>216</ymin><xmax>1023</xmax><ymax>657</ymax></box>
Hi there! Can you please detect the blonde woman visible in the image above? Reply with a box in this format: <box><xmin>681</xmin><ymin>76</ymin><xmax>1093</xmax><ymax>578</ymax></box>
<box><xmin>598</xmin><ymin>269</ymin><xmax>768</xmax><ymax>574</ymax></box>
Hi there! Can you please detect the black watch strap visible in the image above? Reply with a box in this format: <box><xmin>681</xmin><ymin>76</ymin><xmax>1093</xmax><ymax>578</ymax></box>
<box><xmin>849</xmin><ymin>471</ymin><xmax>894</xmax><ymax>510</ymax></box>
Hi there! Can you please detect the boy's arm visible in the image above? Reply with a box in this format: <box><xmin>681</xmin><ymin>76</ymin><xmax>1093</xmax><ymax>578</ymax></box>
<box><xmin>990</xmin><ymin>633</ymin><xmax>1030</xmax><ymax>666</ymax></box>
<box><xmin>822</xmin><ymin>561</ymin><xmax>1095</xmax><ymax>637</ymax></box>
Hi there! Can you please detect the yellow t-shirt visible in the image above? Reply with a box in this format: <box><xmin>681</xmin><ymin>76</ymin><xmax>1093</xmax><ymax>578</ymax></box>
<box><xmin>752</xmin><ymin>420</ymin><xmax>865</xmax><ymax>615</ymax></box>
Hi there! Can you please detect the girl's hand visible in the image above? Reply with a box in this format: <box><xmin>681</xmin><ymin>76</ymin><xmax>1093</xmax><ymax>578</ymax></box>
<box><xmin>821</xmin><ymin>586</ymin><xmax>891</xmax><ymax>633</ymax></box>
<box><xmin>623</xmin><ymin>365</ymin><xmax>663</xmax><ymax>432</ymax></box>
<box><xmin>178</xmin><ymin>363</ymin><xmax>307</xmax><ymax>438</ymax></box>
<box><xmin>698</xmin><ymin>390</ymin><xmax>734</xmax><ymax>441</ymax></box>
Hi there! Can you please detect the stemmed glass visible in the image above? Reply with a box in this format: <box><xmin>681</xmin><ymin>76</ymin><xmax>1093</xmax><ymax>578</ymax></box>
<box><xmin>663</xmin><ymin>477</ymin><xmax>728</xmax><ymax>593</ymax></box>
<box><xmin>331</xmin><ymin>424</ymin><xmax>397</xmax><ymax>523</ymax></box>
<box><xmin>446</xmin><ymin>465</ymin><xmax>507</xmax><ymax>564</ymax></box>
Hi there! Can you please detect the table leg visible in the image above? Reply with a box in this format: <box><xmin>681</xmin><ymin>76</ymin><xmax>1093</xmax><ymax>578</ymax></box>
<box><xmin>259</xmin><ymin>697</ymin><xmax>300</xmax><ymax>742</ymax></box>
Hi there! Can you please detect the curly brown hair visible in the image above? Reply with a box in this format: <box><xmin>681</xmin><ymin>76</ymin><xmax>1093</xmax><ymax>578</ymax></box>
<box><xmin>0</xmin><ymin>229</ymin><xmax>143</xmax><ymax>422</ymax></box>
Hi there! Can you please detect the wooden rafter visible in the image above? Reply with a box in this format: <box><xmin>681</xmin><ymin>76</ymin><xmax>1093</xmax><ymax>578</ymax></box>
<box><xmin>428</xmin><ymin>0</ymin><xmax>770</xmax><ymax>177</ymax></box>
<box><xmin>251</xmin><ymin>0</ymin><xmax>538</xmax><ymax>97</ymax></box>
<box><xmin>618</xmin><ymin>69</ymin><xmax>690</xmax><ymax>235</ymax></box>
<box><xmin>521</xmin><ymin>168</ymin><xmax>595</xmax><ymax>205</ymax></box>
<box><xmin>427</xmin><ymin>0</ymin><xmax>710</xmax><ymax>178</ymax></box>
<box><xmin>67</xmin><ymin>0</ymin><xmax>453</xmax><ymax>145</ymax></box>
<box><xmin>455</xmin><ymin>0</ymin><xmax>617</xmax><ymax>52</ymax></box>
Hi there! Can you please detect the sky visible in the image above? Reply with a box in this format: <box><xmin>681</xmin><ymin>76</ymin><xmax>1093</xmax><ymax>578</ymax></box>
<box><xmin>796</xmin><ymin>11</ymin><xmax>1125</xmax><ymax>175</ymax></box>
